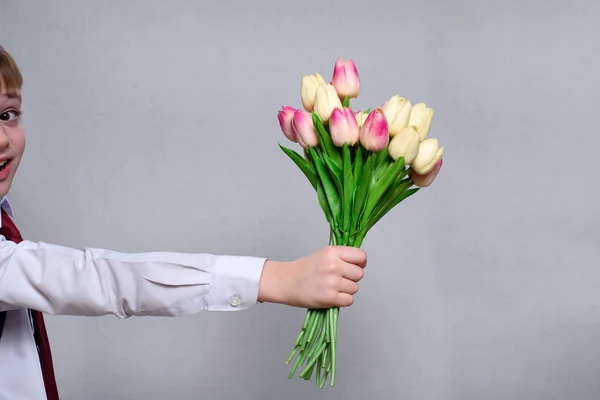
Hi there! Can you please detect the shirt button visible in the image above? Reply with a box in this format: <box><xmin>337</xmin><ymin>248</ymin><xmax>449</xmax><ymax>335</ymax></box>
<box><xmin>229</xmin><ymin>295</ymin><xmax>241</xmax><ymax>307</ymax></box>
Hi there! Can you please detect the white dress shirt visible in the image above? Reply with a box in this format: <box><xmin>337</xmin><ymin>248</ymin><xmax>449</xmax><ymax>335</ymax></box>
<box><xmin>0</xmin><ymin>198</ymin><xmax>266</xmax><ymax>399</ymax></box>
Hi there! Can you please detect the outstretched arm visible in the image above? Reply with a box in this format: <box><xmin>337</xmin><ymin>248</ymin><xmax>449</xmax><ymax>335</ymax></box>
<box><xmin>0</xmin><ymin>238</ymin><xmax>366</xmax><ymax>317</ymax></box>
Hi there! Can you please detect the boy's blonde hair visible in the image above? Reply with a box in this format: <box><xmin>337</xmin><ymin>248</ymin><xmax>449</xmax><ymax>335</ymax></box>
<box><xmin>0</xmin><ymin>45</ymin><xmax>23</xmax><ymax>97</ymax></box>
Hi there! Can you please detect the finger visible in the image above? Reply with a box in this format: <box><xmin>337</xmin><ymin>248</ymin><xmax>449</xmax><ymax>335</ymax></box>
<box><xmin>338</xmin><ymin>278</ymin><xmax>359</xmax><ymax>295</ymax></box>
<box><xmin>336</xmin><ymin>246</ymin><xmax>367</xmax><ymax>268</ymax></box>
<box><xmin>340</xmin><ymin>263</ymin><xmax>364</xmax><ymax>282</ymax></box>
<box><xmin>335</xmin><ymin>292</ymin><xmax>354</xmax><ymax>307</ymax></box>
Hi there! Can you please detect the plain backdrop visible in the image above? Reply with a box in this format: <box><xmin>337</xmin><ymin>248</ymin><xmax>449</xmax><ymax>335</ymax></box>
<box><xmin>1</xmin><ymin>1</ymin><xmax>599</xmax><ymax>399</ymax></box>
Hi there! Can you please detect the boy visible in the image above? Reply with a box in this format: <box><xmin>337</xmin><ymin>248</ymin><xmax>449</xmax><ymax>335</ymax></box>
<box><xmin>0</xmin><ymin>45</ymin><xmax>367</xmax><ymax>399</ymax></box>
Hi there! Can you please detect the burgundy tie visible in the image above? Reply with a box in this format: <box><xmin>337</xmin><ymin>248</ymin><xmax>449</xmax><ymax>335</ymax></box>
<box><xmin>0</xmin><ymin>208</ymin><xmax>60</xmax><ymax>400</ymax></box>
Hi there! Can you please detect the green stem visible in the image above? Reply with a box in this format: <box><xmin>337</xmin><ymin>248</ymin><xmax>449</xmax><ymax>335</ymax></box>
<box><xmin>287</xmin><ymin>227</ymin><xmax>347</xmax><ymax>387</ymax></box>
<box><xmin>288</xmin><ymin>345</ymin><xmax>307</xmax><ymax>378</ymax></box>
<box><xmin>300</xmin><ymin>341</ymin><xmax>328</xmax><ymax>377</ymax></box>
<box><xmin>316</xmin><ymin>354</ymin><xmax>323</xmax><ymax>387</ymax></box>
<box><xmin>330</xmin><ymin>307</ymin><xmax>338</xmax><ymax>386</ymax></box>
<box><xmin>305</xmin><ymin>311</ymin><xmax>323</xmax><ymax>346</ymax></box>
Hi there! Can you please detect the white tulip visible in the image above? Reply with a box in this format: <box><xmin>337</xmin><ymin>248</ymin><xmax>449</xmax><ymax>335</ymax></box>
<box><xmin>388</xmin><ymin>126</ymin><xmax>420</xmax><ymax>164</ymax></box>
<box><xmin>355</xmin><ymin>110</ymin><xmax>369</xmax><ymax>127</ymax></box>
<box><xmin>381</xmin><ymin>95</ymin><xmax>411</xmax><ymax>136</ymax></box>
<box><xmin>313</xmin><ymin>83</ymin><xmax>343</xmax><ymax>124</ymax></box>
<box><xmin>408</xmin><ymin>102</ymin><xmax>434</xmax><ymax>141</ymax></box>
<box><xmin>411</xmin><ymin>138</ymin><xmax>444</xmax><ymax>175</ymax></box>
<box><xmin>300</xmin><ymin>73</ymin><xmax>326</xmax><ymax>112</ymax></box>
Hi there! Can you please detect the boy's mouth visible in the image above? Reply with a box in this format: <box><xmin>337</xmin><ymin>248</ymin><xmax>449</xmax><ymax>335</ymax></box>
<box><xmin>0</xmin><ymin>159</ymin><xmax>11</xmax><ymax>171</ymax></box>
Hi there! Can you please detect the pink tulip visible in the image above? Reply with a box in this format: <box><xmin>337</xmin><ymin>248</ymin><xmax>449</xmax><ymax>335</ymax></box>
<box><xmin>359</xmin><ymin>109</ymin><xmax>389</xmax><ymax>151</ymax></box>
<box><xmin>277</xmin><ymin>106</ymin><xmax>298</xmax><ymax>142</ymax></box>
<box><xmin>292</xmin><ymin>110</ymin><xmax>319</xmax><ymax>148</ymax></box>
<box><xmin>410</xmin><ymin>159</ymin><xmax>442</xmax><ymax>188</ymax></box>
<box><xmin>329</xmin><ymin>107</ymin><xmax>359</xmax><ymax>147</ymax></box>
<box><xmin>331</xmin><ymin>58</ymin><xmax>360</xmax><ymax>99</ymax></box>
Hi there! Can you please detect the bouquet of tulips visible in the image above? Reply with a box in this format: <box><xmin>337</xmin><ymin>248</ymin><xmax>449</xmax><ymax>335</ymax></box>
<box><xmin>277</xmin><ymin>58</ymin><xmax>444</xmax><ymax>388</ymax></box>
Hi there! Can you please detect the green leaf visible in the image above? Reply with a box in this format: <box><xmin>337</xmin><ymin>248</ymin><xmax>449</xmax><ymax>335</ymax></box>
<box><xmin>364</xmin><ymin>187</ymin><xmax>419</xmax><ymax>232</ymax></box>
<box><xmin>279</xmin><ymin>144</ymin><xmax>317</xmax><ymax>190</ymax></box>
<box><xmin>309</xmin><ymin>147</ymin><xmax>341</xmax><ymax>224</ymax></box>
<box><xmin>349</xmin><ymin>186</ymin><xmax>358</xmax><ymax>239</ymax></box>
<box><xmin>305</xmin><ymin>150</ymin><xmax>334</xmax><ymax>224</ymax></box>
<box><xmin>353</xmin><ymin>153</ymin><xmax>376</xmax><ymax>227</ymax></box>
<box><xmin>382</xmin><ymin>158</ymin><xmax>406</xmax><ymax>188</ymax></box>
<box><xmin>369</xmin><ymin>178</ymin><xmax>411</xmax><ymax>221</ymax></box>
<box><xmin>324</xmin><ymin>156</ymin><xmax>343</xmax><ymax>196</ymax></box>
<box><xmin>341</xmin><ymin>144</ymin><xmax>353</xmax><ymax>243</ymax></box>
<box><xmin>353</xmin><ymin>146</ymin><xmax>364</xmax><ymax>185</ymax></box>
<box><xmin>363</xmin><ymin>108</ymin><xmax>371</xmax><ymax>114</ymax></box>
<box><xmin>352</xmin><ymin>185</ymin><xmax>419</xmax><ymax>247</ymax></box>
<box><xmin>375</xmin><ymin>147</ymin><xmax>390</xmax><ymax>166</ymax></box>
<box><xmin>312</xmin><ymin>112</ymin><xmax>342</xmax><ymax>168</ymax></box>
<box><xmin>373</xmin><ymin>147</ymin><xmax>391</xmax><ymax>182</ymax></box>
<box><xmin>361</xmin><ymin>157</ymin><xmax>406</xmax><ymax>226</ymax></box>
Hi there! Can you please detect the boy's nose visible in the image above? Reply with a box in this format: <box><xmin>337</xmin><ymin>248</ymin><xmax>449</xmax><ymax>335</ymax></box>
<box><xmin>0</xmin><ymin>126</ymin><xmax>10</xmax><ymax>150</ymax></box>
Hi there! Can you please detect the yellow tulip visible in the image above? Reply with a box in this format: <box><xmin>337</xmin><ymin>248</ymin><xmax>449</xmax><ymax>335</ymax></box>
<box><xmin>411</xmin><ymin>138</ymin><xmax>444</xmax><ymax>175</ymax></box>
<box><xmin>388</xmin><ymin>126</ymin><xmax>420</xmax><ymax>164</ymax></box>
<box><xmin>381</xmin><ymin>95</ymin><xmax>411</xmax><ymax>136</ymax></box>
<box><xmin>313</xmin><ymin>83</ymin><xmax>343</xmax><ymax>124</ymax></box>
<box><xmin>408</xmin><ymin>103</ymin><xmax>433</xmax><ymax>141</ymax></box>
<box><xmin>355</xmin><ymin>110</ymin><xmax>369</xmax><ymax>127</ymax></box>
<box><xmin>300</xmin><ymin>73</ymin><xmax>326</xmax><ymax>112</ymax></box>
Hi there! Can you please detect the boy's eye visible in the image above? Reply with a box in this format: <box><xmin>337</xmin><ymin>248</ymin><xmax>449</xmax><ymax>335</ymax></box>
<box><xmin>0</xmin><ymin>110</ymin><xmax>20</xmax><ymax>122</ymax></box>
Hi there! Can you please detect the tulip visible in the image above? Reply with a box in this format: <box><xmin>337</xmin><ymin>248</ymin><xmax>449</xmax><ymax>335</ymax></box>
<box><xmin>313</xmin><ymin>83</ymin><xmax>343</xmax><ymax>124</ymax></box>
<box><xmin>408</xmin><ymin>103</ymin><xmax>434</xmax><ymax>141</ymax></box>
<box><xmin>277</xmin><ymin>106</ymin><xmax>298</xmax><ymax>142</ymax></box>
<box><xmin>410</xmin><ymin>159</ymin><xmax>442</xmax><ymax>188</ymax></box>
<box><xmin>359</xmin><ymin>109</ymin><xmax>389</xmax><ymax>152</ymax></box>
<box><xmin>411</xmin><ymin>138</ymin><xmax>444</xmax><ymax>175</ymax></box>
<box><xmin>300</xmin><ymin>73</ymin><xmax>326</xmax><ymax>112</ymax></box>
<box><xmin>388</xmin><ymin>126</ymin><xmax>420</xmax><ymax>164</ymax></box>
<box><xmin>330</xmin><ymin>107</ymin><xmax>359</xmax><ymax>147</ymax></box>
<box><xmin>355</xmin><ymin>110</ymin><xmax>369</xmax><ymax>127</ymax></box>
<box><xmin>331</xmin><ymin>58</ymin><xmax>360</xmax><ymax>99</ymax></box>
<box><xmin>381</xmin><ymin>95</ymin><xmax>411</xmax><ymax>136</ymax></box>
<box><xmin>292</xmin><ymin>110</ymin><xmax>319</xmax><ymax>148</ymax></box>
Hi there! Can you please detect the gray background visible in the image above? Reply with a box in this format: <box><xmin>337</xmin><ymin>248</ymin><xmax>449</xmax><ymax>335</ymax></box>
<box><xmin>1</xmin><ymin>0</ymin><xmax>599</xmax><ymax>399</ymax></box>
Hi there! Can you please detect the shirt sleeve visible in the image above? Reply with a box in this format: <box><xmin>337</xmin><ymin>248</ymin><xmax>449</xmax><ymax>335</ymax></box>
<box><xmin>0</xmin><ymin>236</ymin><xmax>266</xmax><ymax>318</ymax></box>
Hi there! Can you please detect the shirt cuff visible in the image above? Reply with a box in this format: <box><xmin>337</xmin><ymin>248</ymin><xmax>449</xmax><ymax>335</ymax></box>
<box><xmin>205</xmin><ymin>255</ymin><xmax>266</xmax><ymax>311</ymax></box>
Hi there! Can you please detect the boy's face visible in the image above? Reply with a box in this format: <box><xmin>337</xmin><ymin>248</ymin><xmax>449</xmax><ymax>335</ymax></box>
<box><xmin>0</xmin><ymin>91</ymin><xmax>25</xmax><ymax>198</ymax></box>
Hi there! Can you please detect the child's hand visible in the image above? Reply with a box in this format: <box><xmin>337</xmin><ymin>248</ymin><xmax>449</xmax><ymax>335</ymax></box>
<box><xmin>258</xmin><ymin>246</ymin><xmax>367</xmax><ymax>308</ymax></box>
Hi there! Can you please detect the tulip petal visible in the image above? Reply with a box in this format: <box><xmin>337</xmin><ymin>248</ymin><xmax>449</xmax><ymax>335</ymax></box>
<box><xmin>277</xmin><ymin>106</ymin><xmax>298</xmax><ymax>142</ymax></box>
<box><xmin>388</xmin><ymin>126</ymin><xmax>420</xmax><ymax>163</ymax></box>
<box><xmin>412</xmin><ymin>139</ymin><xmax>444</xmax><ymax>174</ymax></box>
<box><xmin>343</xmin><ymin>107</ymin><xmax>359</xmax><ymax>145</ymax></box>
<box><xmin>408</xmin><ymin>103</ymin><xmax>427</xmax><ymax>127</ymax></box>
<box><xmin>329</xmin><ymin>108</ymin><xmax>347</xmax><ymax>147</ymax></box>
<box><xmin>292</xmin><ymin>110</ymin><xmax>319</xmax><ymax>148</ymax></box>
<box><xmin>381</xmin><ymin>95</ymin><xmax>412</xmax><ymax>136</ymax></box>
<box><xmin>300</xmin><ymin>73</ymin><xmax>326</xmax><ymax>112</ymax></box>
<box><xmin>355</xmin><ymin>110</ymin><xmax>368</xmax><ymax>127</ymax></box>
<box><xmin>411</xmin><ymin>158</ymin><xmax>442</xmax><ymax>187</ymax></box>
<box><xmin>408</xmin><ymin>102</ymin><xmax>434</xmax><ymax>141</ymax></box>
<box><xmin>314</xmin><ymin>83</ymin><xmax>343</xmax><ymax>123</ymax></box>
<box><xmin>359</xmin><ymin>109</ymin><xmax>389</xmax><ymax>152</ymax></box>
<box><xmin>331</xmin><ymin>58</ymin><xmax>360</xmax><ymax>99</ymax></box>
<box><xmin>330</xmin><ymin>107</ymin><xmax>360</xmax><ymax>147</ymax></box>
